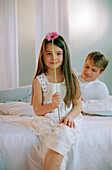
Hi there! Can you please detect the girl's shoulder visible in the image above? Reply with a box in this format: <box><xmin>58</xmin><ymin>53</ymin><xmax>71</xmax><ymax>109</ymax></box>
<box><xmin>36</xmin><ymin>73</ymin><xmax>48</xmax><ymax>93</ymax></box>
<box><xmin>36</xmin><ymin>73</ymin><xmax>47</xmax><ymax>83</ymax></box>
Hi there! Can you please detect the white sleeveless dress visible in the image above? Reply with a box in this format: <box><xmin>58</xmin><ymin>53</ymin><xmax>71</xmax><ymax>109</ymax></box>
<box><xmin>32</xmin><ymin>73</ymin><xmax>83</xmax><ymax>158</ymax></box>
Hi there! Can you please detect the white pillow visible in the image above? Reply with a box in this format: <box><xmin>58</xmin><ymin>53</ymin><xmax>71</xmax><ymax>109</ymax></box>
<box><xmin>82</xmin><ymin>96</ymin><xmax>112</xmax><ymax>116</ymax></box>
<box><xmin>0</xmin><ymin>102</ymin><xmax>34</xmax><ymax>116</ymax></box>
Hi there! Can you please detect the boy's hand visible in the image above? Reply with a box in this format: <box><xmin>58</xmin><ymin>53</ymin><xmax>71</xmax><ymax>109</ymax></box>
<box><xmin>59</xmin><ymin>115</ymin><xmax>75</xmax><ymax>128</ymax></box>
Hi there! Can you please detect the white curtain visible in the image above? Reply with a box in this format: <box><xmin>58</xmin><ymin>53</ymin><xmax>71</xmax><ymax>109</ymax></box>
<box><xmin>35</xmin><ymin>0</ymin><xmax>70</xmax><ymax>65</ymax></box>
<box><xmin>0</xmin><ymin>0</ymin><xmax>19</xmax><ymax>90</ymax></box>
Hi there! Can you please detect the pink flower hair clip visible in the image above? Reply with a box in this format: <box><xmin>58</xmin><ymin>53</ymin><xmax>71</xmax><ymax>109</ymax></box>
<box><xmin>46</xmin><ymin>32</ymin><xmax>58</xmax><ymax>41</ymax></box>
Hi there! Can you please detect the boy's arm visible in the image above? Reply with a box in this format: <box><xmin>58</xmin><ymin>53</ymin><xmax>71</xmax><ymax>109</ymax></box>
<box><xmin>96</xmin><ymin>83</ymin><xmax>109</xmax><ymax>99</ymax></box>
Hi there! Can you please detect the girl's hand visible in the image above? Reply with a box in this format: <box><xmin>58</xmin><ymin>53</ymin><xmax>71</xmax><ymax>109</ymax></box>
<box><xmin>59</xmin><ymin>115</ymin><xmax>75</xmax><ymax>128</ymax></box>
<box><xmin>52</xmin><ymin>92</ymin><xmax>60</xmax><ymax>108</ymax></box>
<box><xmin>81</xmin><ymin>97</ymin><xmax>84</xmax><ymax>101</ymax></box>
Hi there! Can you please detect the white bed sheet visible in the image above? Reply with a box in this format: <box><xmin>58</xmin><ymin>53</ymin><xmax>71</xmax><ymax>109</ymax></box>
<box><xmin>67</xmin><ymin>116</ymin><xmax>112</xmax><ymax>170</ymax></box>
<box><xmin>0</xmin><ymin>116</ymin><xmax>43</xmax><ymax>170</ymax></box>
<box><xmin>0</xmin><ymin>115</ymin><xmax>112</xmax><ymax>170</ymax></box>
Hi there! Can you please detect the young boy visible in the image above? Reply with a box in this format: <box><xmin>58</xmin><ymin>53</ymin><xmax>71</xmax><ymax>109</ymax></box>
<box><xmin>74</xmin><ymin>51</ymin><xmax>109</xmax><ymax>100</ymax></box>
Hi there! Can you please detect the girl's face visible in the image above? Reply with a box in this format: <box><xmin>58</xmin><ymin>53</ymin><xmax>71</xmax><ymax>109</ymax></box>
<box><xmin>44</xmin><ymin>43</ymin><xmax>63</xmax><ymax>71</ymax></box>
<box><xmin>81</xmin><ymin>59</ymin><xmax>102</xmax><ymax>82</ymax></box>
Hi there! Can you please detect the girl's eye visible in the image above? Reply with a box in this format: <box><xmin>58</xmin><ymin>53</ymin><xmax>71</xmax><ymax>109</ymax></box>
<box><xmin>46</xmin><ymin>52</ymin><xmax>51</xmax><ymax>56</ymax></box>
<box><xmin>57</xmin><ymin>52</ymin><xmax>62</xmax><ymax>55</ymax></box>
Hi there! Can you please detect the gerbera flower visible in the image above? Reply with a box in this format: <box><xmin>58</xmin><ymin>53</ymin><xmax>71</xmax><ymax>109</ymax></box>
<box><xmin>46</xmin><ymin>32</ymin><xmax>60</xmax><ymax>121</ymax></box>
<box><xmin>46</xmin><ymin>32</ymin><xmax>58</xmax><ymax>41</ymax></box>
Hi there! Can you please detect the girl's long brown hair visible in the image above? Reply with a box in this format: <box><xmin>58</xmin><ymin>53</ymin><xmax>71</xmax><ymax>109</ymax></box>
<box><xmin>31</xmin><ymin>35</ymin><xmax>81</xmax><ymax>107</ymax></box>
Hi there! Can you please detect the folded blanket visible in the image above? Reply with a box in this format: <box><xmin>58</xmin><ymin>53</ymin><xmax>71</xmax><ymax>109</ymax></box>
<box><xmin>82</xmin><ymin>96</ymin><xmax>112</xmax><ymax>116</ymax></box>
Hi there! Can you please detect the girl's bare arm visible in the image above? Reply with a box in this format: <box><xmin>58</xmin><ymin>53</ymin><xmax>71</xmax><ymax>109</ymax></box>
<box><xmin>68</xmin><ymin>96</ymin><xmax>82</xmax><ymax>119</ymax></box>
<box><xmin>60</xmin><ymin>97</ymin><xmax>82</xmax><ymax>128</ymax></box>
<box><xmin>33</xmin><ymin>78</ymin><xmax>60</xmax><ymax>116</ymax></box>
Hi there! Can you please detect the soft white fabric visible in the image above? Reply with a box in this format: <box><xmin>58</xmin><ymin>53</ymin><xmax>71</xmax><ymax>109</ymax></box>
<box><xmin>79</xmin><ymin>75</ymin><xmax>109</xmax><ymax>100</ymax></box>
<box><xmin>0</xmin><ymin>0</ymin><xmax>19</xmax><ymax>89</ymax></box>
<box><xmin>0</xmin><ymin>84</ymin><xmax>111</xmax><ymax>170</ymax></box>
<box><xmin>0</xmin><ymin>102</ymin><xmax>34</xmax><ymax>116</ymax></box>
<box><xmin>73</xmin><ymin>68</ymin><xmax>109</xmax><ymax>100</ymax></box>
<box><xmin>66</xmin><ymin>116</ymin><xmax>112</xmax><ymax>170</ymax></box>
<box><xmin>82</xmin><ymin>96</ymin><xmax>112</xmax><ymax>116</ymax></box>
<box><xmin>0</xmin><ymin>116</ymin><xmax>42</xmax><ymax>170</ymax></box>
<box><xmin>32</xmin><ymin>73</ymin><xmax>83</xmax><ymax>162</ymax></box>
<box><xmin>0</xmin><ymin>115</ymin><xmax>112</xmax><ymax>170</ymax></box>
<box><xmin>35</xmin><ymin>0</ymin><xmax>69</xmax><ymax>65</ymax></box>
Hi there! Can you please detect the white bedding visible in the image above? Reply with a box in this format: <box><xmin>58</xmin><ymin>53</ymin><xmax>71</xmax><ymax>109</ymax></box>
<box><xmin>0</xmin><ymin>102</ymin><xmax>34</xmax><ymax>116</ymax></box>
<box><xmin>0</xmin><ymin>86</ymin><xmax>112</xmax><ymax>170</ymax></box>
<box><xmin>67</xmin><ymin>116</ymin><xmax>112</xmax><ymax>170</ymax></box>
<box><xmin>82</xmin><ymin>96</ymin><xmax>112</xmax><ymax>116</ymax></box>
<box><xmin>0</xmin><ymin>115</ymin><xmax>112</xmax><ymax>170</ymax></box>
<box><xmin>0</xmin><ymin>116</ymin><xmax>43</xmax><ymax>170</ymax></box>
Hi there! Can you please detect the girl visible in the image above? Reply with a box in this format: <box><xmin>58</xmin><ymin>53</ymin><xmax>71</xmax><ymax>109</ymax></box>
<box><xmin>31</xmin><ymin>32</ymin><xmax>83</xmax><ymax>170</ymax></box>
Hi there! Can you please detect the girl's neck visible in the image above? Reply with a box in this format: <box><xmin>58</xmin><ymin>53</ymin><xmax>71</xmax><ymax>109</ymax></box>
<box><xmin>46</xmin><ymin>67</ymin><xmax>62</xmax><ymax>75</ymax></box>
<box><xmin>45</xmin><ymin>68</ymin><xmax>64</xmax><ymax>83</ymax></box>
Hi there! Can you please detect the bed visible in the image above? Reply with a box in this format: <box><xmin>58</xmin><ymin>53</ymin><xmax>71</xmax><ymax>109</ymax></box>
<box><xmin>0</xmin><ymin>85</ymin><xmax>112</xmax><ymax>170</ymax></box>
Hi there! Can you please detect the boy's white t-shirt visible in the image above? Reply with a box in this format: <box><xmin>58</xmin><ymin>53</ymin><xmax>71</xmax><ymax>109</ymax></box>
<box><xmin>73</xmin><ymin>68</ymin><xmax>109</xmax><ymax>100</ymax></box>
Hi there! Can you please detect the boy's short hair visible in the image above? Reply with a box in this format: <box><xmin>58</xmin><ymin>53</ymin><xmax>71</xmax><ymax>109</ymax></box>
<box><xmin>85</xmin><ymin>51</ymin><xmax>109</xmax><ymax>71</ymax></box>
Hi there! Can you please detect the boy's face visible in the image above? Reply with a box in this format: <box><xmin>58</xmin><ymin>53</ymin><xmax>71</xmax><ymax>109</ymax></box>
<box><xmin>81</xmin><ymin>59</ymin><xmax>103</xmax><ymax>82</ymax></box>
